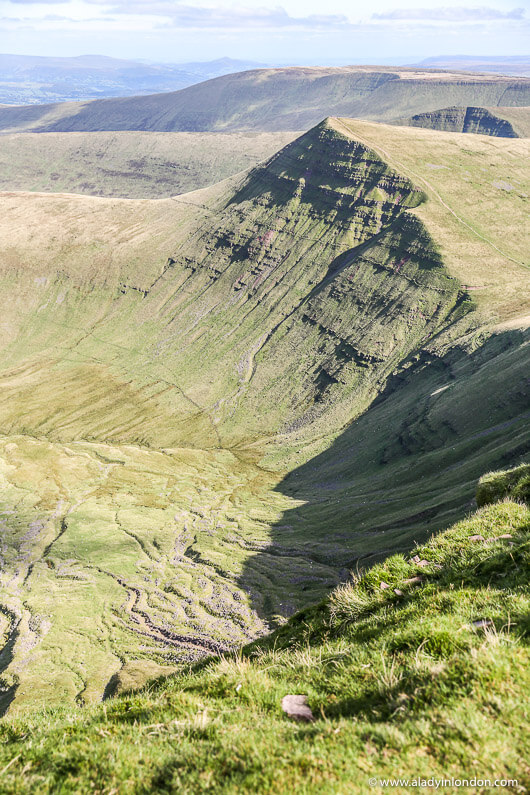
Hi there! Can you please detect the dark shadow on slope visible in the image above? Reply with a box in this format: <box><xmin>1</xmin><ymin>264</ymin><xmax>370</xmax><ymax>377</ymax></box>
<box><xmin>0</xmin><ymin>606</ymin><xmax>21</xmax><ymax>716</ymax></box>
<box><xmin>102</xmin><ymin>673</ymin><xmax>121</xmax><ymax>701</ymax></box>
<box><xmin>237</xmin><ymin>328</ymin><xmax>530</xmax><ymax>625</ymax></box>
<box><xmin>400</xmin><ymin>106</ymin><xmax>519</xmax><ymax>138</ymax></box>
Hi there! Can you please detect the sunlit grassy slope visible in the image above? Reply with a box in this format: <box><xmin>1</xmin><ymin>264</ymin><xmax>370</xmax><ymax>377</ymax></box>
<box><xmin>0</xmin><ymin>118</ymin><xmax>528</xmax><ymax>714</ymax></box>
<box><xmin>0</xmin><ymin>469</ymin><xmax>528</xmax><ymax>793</ymax></box>
<box><xmin>493</xmin><ymin>106</ymin><xmax>530</xmax><ymax>137</ymax></box>
<box><xmin>333</xmin><ymin>118</ymin><xmax>529</xmax><ymax>324</ymax></box>
<box><xmin>0</xmin><ymin>130</ymin><xmax>299</xmax><ymax>198</ymax></box>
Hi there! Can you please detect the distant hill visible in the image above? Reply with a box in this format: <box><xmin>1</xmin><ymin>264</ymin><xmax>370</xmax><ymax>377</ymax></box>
<box><xmin>398</xmin><ymin>106</ymin><xmax>530</xmax><ymax>138</ymax></box>
<box><xmin>0</xmin><ymin>130</ymin><xmax>298</xmax><ymax>198</ymax></box>
<box><xmin>0</xmin><ymin>65</ymin><xmax>529</xmax><ymax>133</ymax></box>
<box><xmin>411</xmin><ymin>55</ymin><xmax>530</xmax><ymax>77</ymax></box>
<box><xmin>0</xmin><ymin>53</ymin><xmax>264</xmax><ymax>105</ymax></box>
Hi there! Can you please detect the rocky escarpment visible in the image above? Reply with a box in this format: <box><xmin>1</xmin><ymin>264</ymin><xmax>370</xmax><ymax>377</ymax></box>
<box><xmin>400</xmin><ymin>106</ymin><xmax>519</xmax><ymax>137</ymax></box>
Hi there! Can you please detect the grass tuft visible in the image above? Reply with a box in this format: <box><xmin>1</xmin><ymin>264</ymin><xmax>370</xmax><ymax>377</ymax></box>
<box><xmin>477</xmin><ymin>463</ymin><xmax>530</xmax><ymax>507</ymax></box>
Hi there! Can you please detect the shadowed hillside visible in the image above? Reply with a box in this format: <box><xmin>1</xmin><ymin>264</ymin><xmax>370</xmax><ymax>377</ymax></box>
<box><xmin>0</xmin><ymin>66</ymin><xmax>529</xmax><ymax>133</ymax></box>
<box><xmin>241</xmin><ymin>327</ymin><xmax>529</xmax><ymax>621</ymax></box>
<box><xmin>399</xmin><ymin>106</ymin><xmax>530</xmax><ymax>138</ymax></box>
<box><xmin>0</xmin><ymin>118</ymin><xmax>528</xmax><ymax>713</ymax></box>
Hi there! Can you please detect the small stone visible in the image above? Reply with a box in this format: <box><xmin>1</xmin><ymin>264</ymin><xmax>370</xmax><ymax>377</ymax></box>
<box><xmin>380</xmin><ymin>581</ymin><xmax>390</xmax><ymax>590</ymax></box>
<box><xmin>403</xmin><ymin>576</ymin><xmax>422</xmax><ymax>585</ymax></box>
<box><xmin>411</xmin><ymin>555</ymin><xmax>421</xmax><ymax>564</ymax></box>
<box><xmin>497</xmin><ymin>534</ymin><xmax>513</xmax><ymax>540</ymax></box>
<box><xmin>394</xmin><ymin>589</ymin><xmax>404</xmax><ymax>596</ymax></box>
<box><xmin>416</xmin><ymin>560</ymin><xmax>431</xmax><ymax>567</ymax></box>
<box><xmin>281</xmin><ymin>695</ymin><xmax>314</xmax><ymax>722</ymax></box>
<box><xmin>472</xmin><ymin>619</ymin><xmax>493</xmax><ymax>629</ymax></box>
<box><xmin>468</xmin><ymin>535</ymin><xmax>485</xmax><ymax>542</ymax></box>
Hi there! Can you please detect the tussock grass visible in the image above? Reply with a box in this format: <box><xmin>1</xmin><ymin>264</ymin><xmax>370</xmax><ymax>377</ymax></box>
<box><xmin>477</xmin><ymin>463</ymin><xmax>530</xmax><ymax>507</ymax></box>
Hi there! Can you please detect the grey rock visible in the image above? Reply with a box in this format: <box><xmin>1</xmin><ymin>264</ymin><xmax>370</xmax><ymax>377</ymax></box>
<box><xmin>281</xmin><ymin>695</ymin><xmax>314</xmax><ymax>722</ymax></box>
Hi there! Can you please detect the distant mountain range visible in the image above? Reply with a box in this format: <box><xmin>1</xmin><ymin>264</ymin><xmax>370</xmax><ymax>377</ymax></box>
<box><xmin>2</xmin><ymin>54</ymin><xmax>529</xmax><ymax>107</ymax></box>
<box><xmin>0</xmin><ymin>54</ymin><xmax>265</xmax><ymax>105</ymax></box>
<box><xmin>410</xmin><ymin>55</ymin><xmax>530</xmax><ymax>77</ymax></box>
<box><xmin>1</xmin><ymin>65</ymin><xmax>528</xmax><ymax>134</ymax></box>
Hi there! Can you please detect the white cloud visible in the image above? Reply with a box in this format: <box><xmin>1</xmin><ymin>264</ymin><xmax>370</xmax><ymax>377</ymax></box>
<box><xmin>7</xmin><ymin>1</ymin><xmax>71</xmax><ymax>4</ymax></box>
<box><xmin>1</xmin><ymin>0</ymin><xmax>527</xmax><ymax>59</ymax></box>
<box><xmin>373</xmin><ymin>6</ymin><xmax>526</xmax><ymax>21</ymax></box>
<box><xmin>2</xmin><ymin>0</ymin><xmax>353</xmax><ymax>31</ymax></box>
<box><xmin>162</xmin><ymin>6</ymin><xmax>350</xmax><ymax>30</ymax></box>
<box><xmin>71</xmin><ymin>1</ymin><xmax>351</xmax><ymax>30</ymax></box>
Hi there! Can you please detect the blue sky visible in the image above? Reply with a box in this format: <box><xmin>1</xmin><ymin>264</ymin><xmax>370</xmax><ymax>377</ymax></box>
<box><xmin>0</xmin><ymin>0</ymin><xmax>528</xmax><ymax>63</ymax></box>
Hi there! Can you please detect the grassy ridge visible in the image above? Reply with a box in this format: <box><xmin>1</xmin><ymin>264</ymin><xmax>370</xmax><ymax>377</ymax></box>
<box><xmin>333</xmin><ymin>118</ymin><xmax>529</xmax><ymax>324</ymax></box>
<box><xmin>0</xmin><ymin>470</ymin><xmax>527</xmax><ymax>793</ymax></box>
<box><xmin>0</xmin><ymin>121</ymin><xmax>462</xmax><ymax>450</ymax></box>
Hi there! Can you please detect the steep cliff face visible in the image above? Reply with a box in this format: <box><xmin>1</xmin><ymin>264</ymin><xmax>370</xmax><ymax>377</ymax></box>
<box><xmin>461</xmin><ymin>107</ymin><xmax>518</xmax><ymax>136</ymax></box>
<box><xmin>145</xmin><ymin>122</ymin><xmax>466</xmax><ymax>444</ymax></box>
<box><xmin>402</xmin><ymin>106</ymin><xmax>519</xmax><ymax>137</ymax></box>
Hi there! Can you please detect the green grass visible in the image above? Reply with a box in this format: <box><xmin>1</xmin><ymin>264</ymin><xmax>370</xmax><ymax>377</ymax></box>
<box><xmin>0</xmin><ymin>436</ymin><xmax>303</xmax><ymax>713</ymax></box>
<box><xmin>477</xmin><ymin>463</ymin><xmax>530</xmax><ymax>507</ymax></box>
<box><xmin>0</xmin><ymin>130</ymin><xmax>298</xmax><ymax>199</ymax></box>
<box><xmin>334</xmin><ymin>118</ymin><xmax>530</xmax><ymax>323</ymax></box>
<box><xmin>0</xmin><ymin>476</ymin><xmax>527</xmax><ymax>793</ymax></box>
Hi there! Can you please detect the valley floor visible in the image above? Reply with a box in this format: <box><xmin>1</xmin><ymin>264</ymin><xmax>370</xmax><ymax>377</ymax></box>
<box><xmin>0</xmin><ymin>436</ymin><xmax>308</xmax><ymax>713</ymax></box>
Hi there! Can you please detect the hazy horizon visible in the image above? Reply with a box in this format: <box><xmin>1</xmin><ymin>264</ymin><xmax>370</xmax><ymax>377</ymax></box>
<box><xmin>0</xmin><ymin>1</ymin><xmax>527</xmax><ymax>64</ymax></box>
<box><xmin>1</xmin><ymin>52</ymin><xmax>528</xmax><ymax>68</ymax></box>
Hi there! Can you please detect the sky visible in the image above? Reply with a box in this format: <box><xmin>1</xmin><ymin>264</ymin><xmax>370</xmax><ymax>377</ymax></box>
<box><xmin>0</xmin><ymin>0</ymin><xmax>528</xmax><ymax>64</ymax></box>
